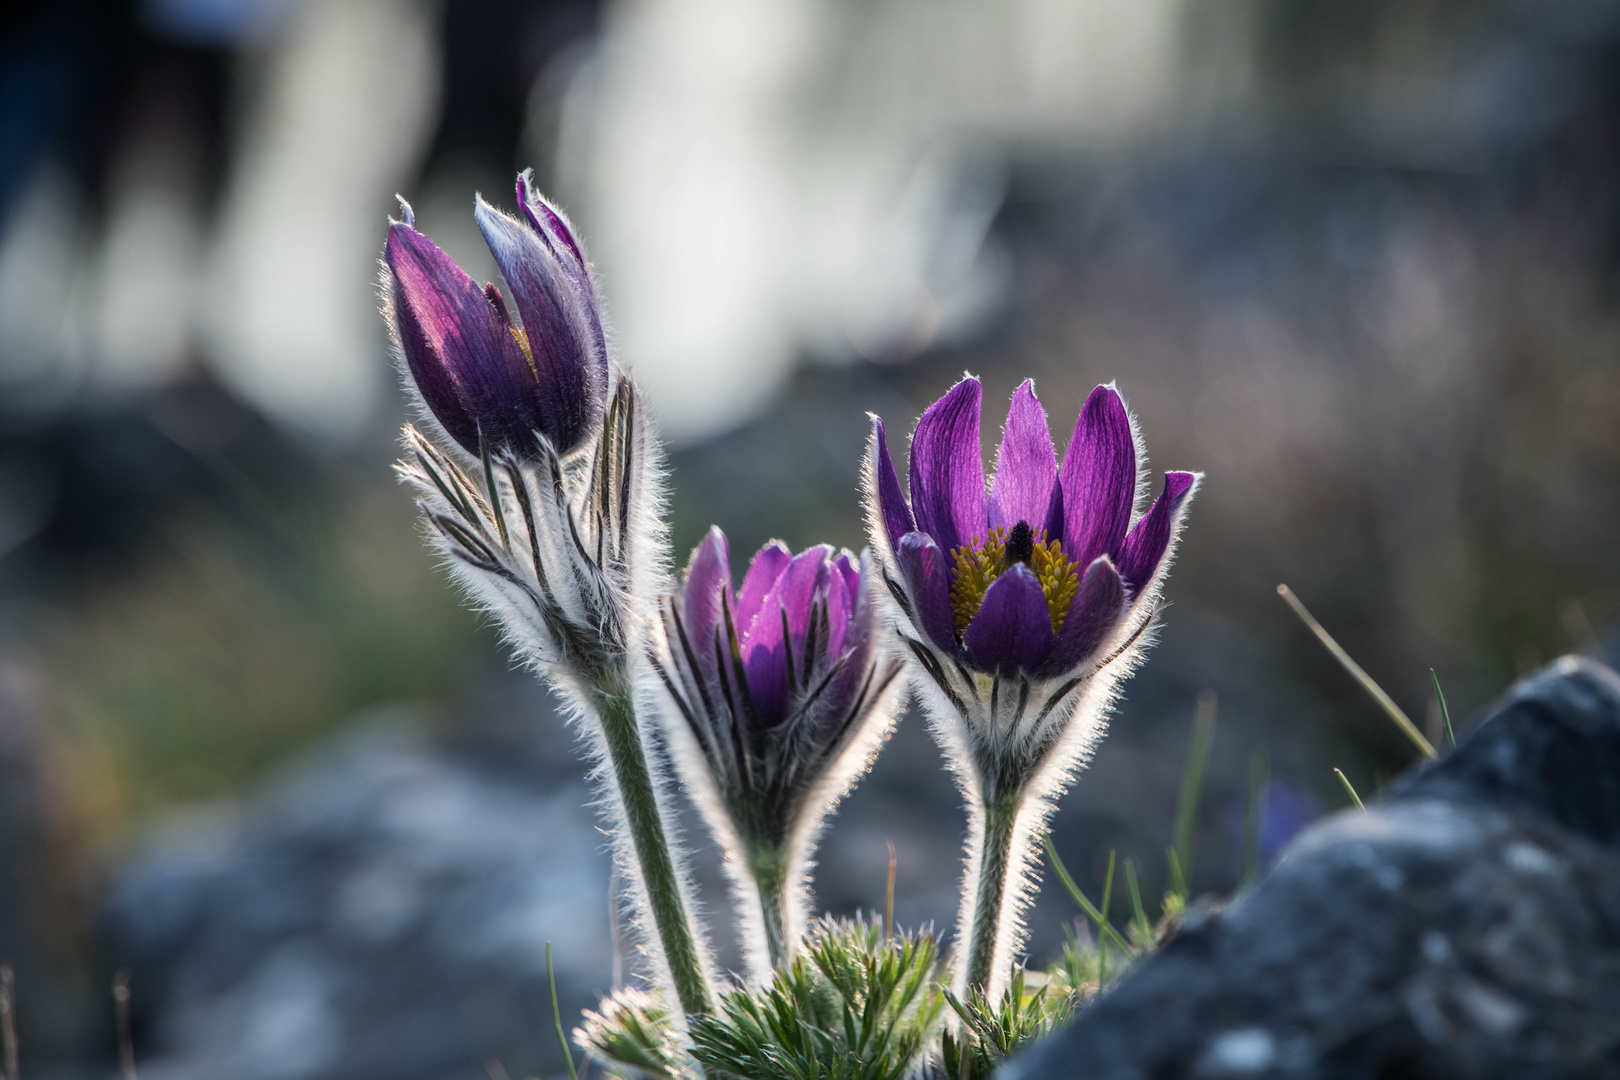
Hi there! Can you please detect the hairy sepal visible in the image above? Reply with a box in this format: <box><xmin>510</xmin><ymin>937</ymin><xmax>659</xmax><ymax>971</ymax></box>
<box><xmin>396</xmin><ymin>373</ymin><xmax>713</xmax><ymax>1015</ymax></box>
<box><xmin>650</xmin><ymin>564</ymin><xmax>906</xmax><ymax>984</ymax></box>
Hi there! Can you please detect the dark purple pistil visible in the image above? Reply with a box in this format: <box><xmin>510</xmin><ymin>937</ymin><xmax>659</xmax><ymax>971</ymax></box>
<box><xmin>1002</xmin><ymin>520</ymin><xmax>1035</xmax><ymax>569</ymax></box>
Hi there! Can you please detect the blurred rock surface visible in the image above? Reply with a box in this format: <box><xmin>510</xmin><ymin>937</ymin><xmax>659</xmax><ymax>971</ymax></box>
<box><xmin>1005</xmin><ymin>656</ymin><xmax>1620</xmax><ymax>1079</ymax></box>
<box><xmin>102</xmin><ymin>709</ymin><xmax>613</xmax><ymax>1080</ymax></box>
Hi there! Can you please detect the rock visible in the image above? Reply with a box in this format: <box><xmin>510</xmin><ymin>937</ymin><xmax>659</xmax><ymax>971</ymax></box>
<box><xmin>1004</xmin><ymin>656</ymin><xmax>1620</xmax><ymax>1080</ymax></box>
<box><xmin>102</xmin><ymin>713</ymin><xmax>614</xmax><ymax>1080</ymax></box>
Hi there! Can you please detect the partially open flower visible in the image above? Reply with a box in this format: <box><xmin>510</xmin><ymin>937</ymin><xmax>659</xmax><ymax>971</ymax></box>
<box><xmin>865</xmin><ymin>375</ymin><xmax>1198</xmax><ymax>1000</ymax></box>
<box><xmin>652</xmin><ymin>529</ymin><xmax>902</xmax><ymax>980</ymax></box>
<box><xmin>870</xmin><ymin>377</ymin><xmax>1195</xmax><ymax>683</ymax></box>
<box><xmin>384</xmin><ymin>171</ymin><xmax>608</xmax><ymax>458</ymax></box>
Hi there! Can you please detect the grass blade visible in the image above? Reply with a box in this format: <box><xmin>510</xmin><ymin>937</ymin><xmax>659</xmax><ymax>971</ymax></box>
<box><xmin>1042</xmin><ymin>836</ymin><xmax>1135</xmax><ymax>957</ymax></box>
<box><xmin>1124</xmin><ymin>858</ymin><xmax>1152</xmax><ymax>945</ymax></box>
<box><xmin>547</xmin><ymin>942</ymin><xmax>579</xmax><ymax>1080</ymax></box>
<box><xmin>1430</xmin><ymin>669</ymin><xmax>1455</xmax><ymax>748</ymax></box>
<box><xmin>1172</xmin><ymin>691</ymin><xmax>1218</xmax><ymax>894</ymax></box>
<box><xmin>1166</xmin><ymin>845</ymin><xmax>1187</xmax><ymax>904</ymax></box>
<box><xmin>884</xmin><ymin>838</ymin><xmax>897</xmax><ymax>938</ymax></box>
<box><xmin>1277</xmin><ymin>585</ymin><xmax>1436</xmax><ymax>759</ymax></box>
<box><xmin>1098</xmin><ymin>851</ymin><xmax>1117</xmax><ymax>985</ymax></box>
<box><xmin>1333</xmin><ymin>767</ymin><xmax>1366</xmax><ymax>811</ymax></box>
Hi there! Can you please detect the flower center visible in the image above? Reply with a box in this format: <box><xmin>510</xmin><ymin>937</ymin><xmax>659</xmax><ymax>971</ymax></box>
<box><xmin>948</xmin><ymin>521</ymin><xmax>1080</xmax><ymax>636</ymax></box>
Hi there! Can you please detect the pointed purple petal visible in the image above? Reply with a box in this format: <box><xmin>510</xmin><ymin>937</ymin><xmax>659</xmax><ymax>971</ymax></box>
<box><xmin>833</xmin><ymin>551</ymin><xmax>860</xmax><ymax>607</ymax></box>
<box><xmin>1117</xmin><ymin>472</ymin><xmax>1197</xmax><ymax>597</ymax></box>
<box><xmin>1058</xmin><ymin>385</ymin><xmax>1137</xmax><ymax>565</ymax></box>
<box><xmin>824</xmin><ymin>561</ymin><xmax>851</xmax><ymax>661</ymax></box>
<box><xmin>988</xmin><ymin>379</ymin><xmax>1058</xmax><ymax>533</ymax></box>
<box><xmin>517</xmin><ymin>175</ymin><xmax>609</xmax><ymax>392</ymax></box>
<box><xmin>961</xmin><ymin>564</ymin><xmax>1055</xmax><ymax>677</ymax></box>
<box><xmin>518</xmin><ymin>170</ymin><xmax>590</xmax><ymax>277</ymax></box>
<box><xmin>386</xmin><ymin>222</ymin><xmax>537</xmax><ymax>455</ymax></box>
<box><xmin>742</xmin><ymin>639</ymin><xmax>789</xmax><ymax>727</ymax></box>
<box><xmin>823</xmin><ymin>549</ymin><xmax>879</xmax><ymax>724</ymax></box>
<box><xmin>388</xmin><ymin>263</ymin><xmax>478</xmax><ymax>452</ymax></box>
<box><xmin>735</xmin><ymin>540</ymin><xmax>792</xmax><ymax>642</ymax></box>
<box><xmin>868</xmin><ymin>417</ymin><xmax>915</xmax><ymax>553</ymax></box>
<box><xmin>682</xmin><ymin>526</ymin><xmax>732</xmax><ymax>657</ymax></box>
<box><xmin>743</xmin><ymin>546</ymin><xmax>832</xmax><ymax>723</ymax></box>
<box><xmin>896</xmin><ymin>531</ymin><xmax>956</xmax><ymax>654</ymax></box>
<box><xmin>1039</xmin><ymin>556</ymin><xmax>1125</xmax><ymax>678</ymax></box>
<box><xmin>475</xmin><ymin>197</ymin><xmax>604</xmax><ymax>452</ymax></box>
<box><xmin>826</xmin><ymin>551</ymin><xmax>860</xmax><ymax>659</ymax></box>
<box><xmin>909</xmin><ymin>377</ymin><xmax>987</xmax><ymax>555</ymax></box>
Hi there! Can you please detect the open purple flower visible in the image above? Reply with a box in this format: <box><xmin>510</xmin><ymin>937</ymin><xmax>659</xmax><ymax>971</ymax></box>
<box><xmin>652</xmin><ymin>528</ymin><xmax>901</xmax><ymax>976</ymax></box>
<box><xmin>868</xmin><ymin>376</ymin><xmax>1196</xmax><ymax>681</ymax></box>
<box><xmin>383</xmin><ymin>171</ymin><xmax>608</xmax><ymax>458</ymax></box>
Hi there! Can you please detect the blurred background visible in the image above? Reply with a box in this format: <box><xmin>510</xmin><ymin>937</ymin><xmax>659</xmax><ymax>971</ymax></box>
<box><xmin>2</xmin><ymin>0</ymin><xmax>1620</xmax><ymax>1076</ymax></box>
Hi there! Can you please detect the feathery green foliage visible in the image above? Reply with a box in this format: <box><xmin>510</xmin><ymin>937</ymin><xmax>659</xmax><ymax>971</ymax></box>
<box><xmin>936</xmin><ymin>969</ymin><xmax>1078</xmax><ymax>1080</ymax></box>
<box><xmin>577</xmin><ymin>989</ymin><xmax>689</xmax><ymax>1079</ymax></box>
<box><xmin>580</xmin><ymin>919</ymin><xmax>944</xmax><ymax>1080</ymax></box>
<box><xmin>690</xmin><ymin>920</ymin><xmax>942</xmax><ymax>1080</ymax></box>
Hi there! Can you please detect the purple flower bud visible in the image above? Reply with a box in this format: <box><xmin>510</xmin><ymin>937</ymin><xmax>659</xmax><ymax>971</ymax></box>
<box><xmin>383</xmin><ymin>177</ymin><xmax>608</xmax><ymax>458</ymax></box>
<box><xmin>657</xmin><ymin>528</ymin><xmax>898</xmax><ymax>832</ymax></box>
<box><xmin>674</xmin><ymin>529</ymin><xmax>878</xmax><ymax>736</ymax></box>
<box><xmin>868</xmin><ymin>377</ymin><xmax>1198</xmax><ymax>681</ymax></box>
<box><xmin>654</xmin><ymin>528</ymin><xmax>901</xmax><ymax>978</ymax></box>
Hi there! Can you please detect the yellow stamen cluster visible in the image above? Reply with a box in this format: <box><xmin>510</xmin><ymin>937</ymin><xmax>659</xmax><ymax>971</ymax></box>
<box><xmin>948</xmin><ymin>526</ymin><xmax>1081</xmax><ymax>636</ymax></box>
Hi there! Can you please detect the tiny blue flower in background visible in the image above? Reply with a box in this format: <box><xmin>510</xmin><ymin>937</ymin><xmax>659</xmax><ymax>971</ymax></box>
<box><xmin>384</xmin><ymin>171</ymin><xmax>608</xmax><ymax>458</ymax></box>
<box><xmin>1260</xmin><ymin>779</ymin><xmax>1318</xmax><ymax>862</ymax></box>
<box><xmin>653</xmin><ymin>528</ymin><xmax>902</xmax><ymax>980</ymax></box>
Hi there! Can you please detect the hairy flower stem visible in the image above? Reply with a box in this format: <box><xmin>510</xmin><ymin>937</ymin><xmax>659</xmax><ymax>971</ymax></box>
<box><xmin>596</xmin><ymin>678</ymin><xmax>713</xmax><ymax>1018</ymax></box>
<box><xmin>748</xmin><ymin>845</ymin><xmax>794</xmax><ymax>973</ymax></box>
<box><xmin>962</xmin><ymin>784</ymin><xmax>1027</xmax><ymax>997</ymax></box>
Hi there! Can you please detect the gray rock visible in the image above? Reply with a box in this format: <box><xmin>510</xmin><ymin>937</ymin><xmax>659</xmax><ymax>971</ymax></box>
<box><xmin>103</xmin><ymin>713</ymin><xmax>614</xmax><ymax>1080</ymax></box>
<box><xmin>1004</xmin><ymin>656</ymin><xmax>1620</xmax><ymax>1080</ymax></box>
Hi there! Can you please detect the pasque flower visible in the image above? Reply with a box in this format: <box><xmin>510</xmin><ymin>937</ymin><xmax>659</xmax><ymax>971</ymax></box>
<box><xmin>871</xmin><ymin>378</ymin><xmax>1194</xmax><ymax>682</ymax></box>
<box><xmin>384</xmin><ymin>171</ymin><xmax>608</xmax><ymax>458</ymax></box>
<box><xmin>866</xmin><ymin>376</ymin><xmax>1197</xmax><ymax>1000</ymax></box>
<box><xmin>387</xmin><ymin>175</ymin><xmax>714</xmax><ymax>1021</ymax></box>
<box><xmin>653</xmin><ymin>529</ymin><xmax>901</xmax><ymax>982</ymax></box>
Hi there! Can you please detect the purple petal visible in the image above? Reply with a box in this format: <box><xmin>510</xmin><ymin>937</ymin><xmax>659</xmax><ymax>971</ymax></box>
<box><xmin>388</xmin><ymin>262</ymin><xmax>477</xmax><ymax>452</ymax></box>
<box><xmin>909</xmin><ymin>377</ymin><xmax>987</xmax><ymax>555</ymax></box>
<box><xmin>743</xmin><ymin>546</ymin><xmax>832</xmax><ymax>723</ymax></box>
<box><xmin>824</xmin><ymin>560</ymin><xmax>851</xmax><ymax>661</ymax></box>
<box><xmin>868</xmin><ymin>417</ymin><xmax>915</xmax><ymax>553</ymax></box>
<box><xmin>741</xmin><ymin>640</ymin><xmax>789</xmax><ymax>727</ymax></box>
<box><xmin>682</xmin><ymin>526</ymin><xmax>732</xmax><ymax>658</ymax></box>
<box><xmin>475</xmin><ymin>197</ymin><xmax>605</xmax><ymax>452</ymax></box>
<box><xmin>826</xmin><ymin>551</ymin><xmax>860</xmax><ymax>658</ymax></box>
<box><xmin>735</xmin><ymin>541</ymin><xmax>793</xmax><ymax>642</ymax></box>
<box><xmin>518</xmin><ymin>171</ymin><xmax>590</xmax><ymax>279</ymax></box>
<box><xmin>386</xmin><ymin>223</ymin><xmax>539</xmax><ymax>456</ymax></box>
<box><xmin>896</xmin><ymin>531</ymin><xmax>956</xmax><ymax>654</ymax></box>
<box><xmin>517</xmin><ymin>175</ymin><xmax>609</xmax><ymax>383</ymax></box>
<box><xmin>1039</xmin><ymin>556</ymin><xmax>1125</xmax><ymax>678</ymax></box>
<box><xmin>961</xmin><ymin>564</ymin><xmax>1056</xmax><ymax>677</ymax></box>
<box><xmin>822</xmin><ymin>550</ymin><xmax>879</xmax><ymax>726</ymax></box>
<box><xmin>1117</xmin><ymin>472</ymin><xmax>1197</xmax><ymax>597</ymax></box>
<box><xmin>1056</xmin><ymin>385</ymin><xmax>1136</xmax><ymax>565</ymax></box>
<box><xmin>832</xmin><ymin>551</ymin><xmax>860</xmax><ymax>607</ymax></box>
<box><xmin>988</xmin><ymin>379</ymin><xmax>1058</xmax><ymax>533</ymax></box>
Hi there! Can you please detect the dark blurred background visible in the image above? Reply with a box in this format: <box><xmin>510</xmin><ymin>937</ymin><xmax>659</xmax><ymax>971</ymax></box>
<box><xmin>3</xmin><ymin>0</ymin><xmax>1620</xmax><ymax>1076</ymax></box>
